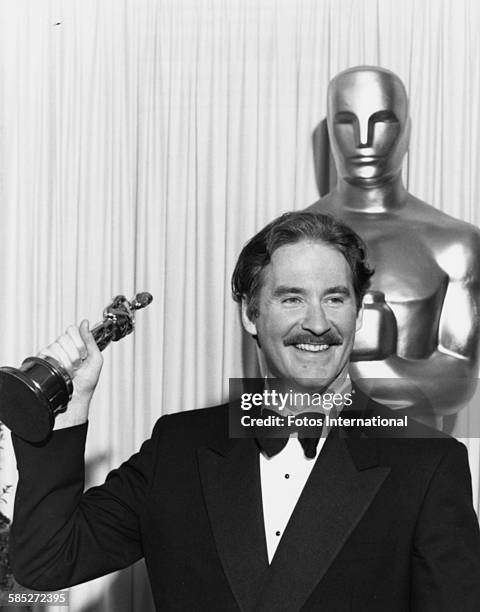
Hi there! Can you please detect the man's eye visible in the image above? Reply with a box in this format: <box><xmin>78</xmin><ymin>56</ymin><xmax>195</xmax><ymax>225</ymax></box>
<box><xmin>282</xmin><ymin>297</ymin><xmax>302</xmax><ymax>304</ymax></box>
<box><xmin>325</xmin><ymin>296</ymin><xmax>345</xmax><ymax>305</ymax></box>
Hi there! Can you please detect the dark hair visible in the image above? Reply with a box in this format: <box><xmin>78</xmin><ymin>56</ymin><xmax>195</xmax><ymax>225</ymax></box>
<box><xmin>231</xmin><ymin>211</ymin><xmax>374</xmax><ymax>319</ymax></box>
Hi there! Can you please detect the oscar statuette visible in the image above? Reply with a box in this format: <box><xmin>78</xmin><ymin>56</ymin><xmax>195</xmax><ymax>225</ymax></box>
<box><xmin>0</xmin><ymin>292</ymin><xmax>153</xmax><ymax>443</ymax></box>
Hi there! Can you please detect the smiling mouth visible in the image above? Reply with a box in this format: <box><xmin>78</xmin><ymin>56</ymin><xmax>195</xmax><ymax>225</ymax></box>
<box><xmin>294</xmin><ymin>343</ymin><xmax>330</xmax><ymax>352</ymax></box>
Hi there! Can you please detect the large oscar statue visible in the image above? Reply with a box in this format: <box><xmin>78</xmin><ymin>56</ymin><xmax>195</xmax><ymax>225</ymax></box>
<box><xmin>307</xmin><ymin>66</ymin><xmax>480</xmax><ymax>426</ymax></box>
<box><xmin>0</xmin><ymin>292</ymin><xmax>152</xmax><ymax>442</ymax></box>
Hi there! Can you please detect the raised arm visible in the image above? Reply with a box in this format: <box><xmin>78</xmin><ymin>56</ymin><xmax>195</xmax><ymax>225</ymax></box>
<box><xmin>9</xmin><ymin>322</ymin><xmax>158</xmax><ymax>590</ymax></box>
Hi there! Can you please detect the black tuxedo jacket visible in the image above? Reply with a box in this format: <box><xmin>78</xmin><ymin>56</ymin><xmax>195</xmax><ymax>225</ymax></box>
<box><xmin>10</xmin><ymin>393</ymin><xmax>480</xmax><ymax>611</ymax></box>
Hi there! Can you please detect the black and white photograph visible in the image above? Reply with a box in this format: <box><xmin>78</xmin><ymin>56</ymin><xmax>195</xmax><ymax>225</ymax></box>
<box><xmin>0</xmin><ymin>1</ymin><xmax>480</xmax><ymax>610</ymax></box>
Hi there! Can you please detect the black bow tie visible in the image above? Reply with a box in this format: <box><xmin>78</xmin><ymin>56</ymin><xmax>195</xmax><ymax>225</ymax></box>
<box><xmin>255</xmin><ymin>410</ymin><xmax>325</xmax><ymax>458</ymax></box>
<box><xmin>256</xmin><ymin>435</ymin><xmax>320</xmax><ymax>459</ymax></box>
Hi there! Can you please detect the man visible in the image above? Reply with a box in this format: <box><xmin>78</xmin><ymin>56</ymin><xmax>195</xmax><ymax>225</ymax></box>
<box><xmin>307</xmin><ymin>66</ymin><xmax>480</xmax><ymax>426</ymax></box>
<box><xmin>10</xmin><ymin>212</ymin><xmax>480</xmax><ymax>611</ymax></box>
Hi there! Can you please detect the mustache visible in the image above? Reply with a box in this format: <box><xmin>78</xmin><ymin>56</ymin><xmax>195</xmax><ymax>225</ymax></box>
<box><xmin>283</xmin><ymin>329</ymin><xmax>343</xmax><ymax>347</ymax></box>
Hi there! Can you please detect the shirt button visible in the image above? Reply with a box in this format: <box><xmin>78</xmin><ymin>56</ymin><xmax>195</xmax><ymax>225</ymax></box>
<box><xmin>284</xmin><ymin>473</ymin><xmax>290</xmax><ymax>479</ymax></box>
<box><xmin>275</xmin><ymin>530</ymin><xmax>281</xmax><ymax>536</ymax></box>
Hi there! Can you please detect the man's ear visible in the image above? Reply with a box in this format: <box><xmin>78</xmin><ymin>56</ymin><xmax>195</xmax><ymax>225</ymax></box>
<box><xmin>241</xmin><ymin>299</ymin><xmax>258</xmax><ymax>336</ymax></box>
<box><xmin>355</xmin><ymin>303</ymin><xmax>364</xmax><ymax>332</ymax></box>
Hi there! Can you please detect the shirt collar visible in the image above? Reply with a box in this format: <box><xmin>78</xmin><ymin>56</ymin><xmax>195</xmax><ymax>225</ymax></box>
<box><xmin>262</xmin><ymin>375</ymin><xmax>352</xmax><ymax>418</ymax></box>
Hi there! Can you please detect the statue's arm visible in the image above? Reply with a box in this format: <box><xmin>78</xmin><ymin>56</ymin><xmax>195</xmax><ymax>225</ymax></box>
<box><xmin>350</xmin><ymin>232</ymin><xmax>480</xmax><ymax>416</ymax></box>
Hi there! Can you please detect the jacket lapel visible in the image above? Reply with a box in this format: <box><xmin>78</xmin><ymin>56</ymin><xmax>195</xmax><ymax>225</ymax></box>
<box><xmin>198</xmin><ymin>389</ymin><xmax>391</xmax><ymax>612</ymax></box>
<box><xmin>198</xmin><ymin>437</ymin><xmax>269</xmax><ymax>612</ymax></box>
<box><xmin>254</xmin><ymin>430</ymin><xmax>390</xmax><ymax>612</ymax></box>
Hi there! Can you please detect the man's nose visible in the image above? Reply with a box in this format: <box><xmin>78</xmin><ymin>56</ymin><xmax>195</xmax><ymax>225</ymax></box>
<box><xmin>301</xmin><ymin>303</ymin><xmax>331</xmax><ymax>335</ymax></box>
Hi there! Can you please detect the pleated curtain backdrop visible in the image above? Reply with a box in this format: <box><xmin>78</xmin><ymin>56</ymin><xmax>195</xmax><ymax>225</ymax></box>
<box><xmin>0</xmin><ymin>1</ymin><xmax>479</xmax><ymax>610</ymax></box>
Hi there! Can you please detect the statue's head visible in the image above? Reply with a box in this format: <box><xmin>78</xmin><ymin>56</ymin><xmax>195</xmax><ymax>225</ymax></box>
<box><xmin>327</xmin><ymin>66</ymin><xmax>410</xmax><ymax>186</ymax></box>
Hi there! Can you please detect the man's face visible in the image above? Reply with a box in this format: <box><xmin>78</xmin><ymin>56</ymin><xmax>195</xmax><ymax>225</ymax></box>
<box><xmin>328</xmin><ymin>69</ymin><xmax>409</xmax><ymax>185</ymax></box>
<box><xmin>242</xmin><ymin>241</ymin><xmax>362</xmax><ymax>392</ymax></box>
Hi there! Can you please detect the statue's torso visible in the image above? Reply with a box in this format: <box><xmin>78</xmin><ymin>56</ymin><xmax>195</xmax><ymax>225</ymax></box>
<box><xmin>310</xmin><ymin>194</ymin><xmax>477</xmax><ymax>360</ymax></box>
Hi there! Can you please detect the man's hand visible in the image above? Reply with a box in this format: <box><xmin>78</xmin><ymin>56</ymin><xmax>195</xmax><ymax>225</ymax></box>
<box><xmin>38</xmin><ymin>320</ymin><xmax>104</xmax><ymax>429</ymax></box>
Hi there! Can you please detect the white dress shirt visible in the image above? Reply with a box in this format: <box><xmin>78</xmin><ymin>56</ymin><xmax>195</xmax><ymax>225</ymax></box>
<box><xmin>260</xmin><ymin>434</ymin><xmax>327</xmax><ymax>563</ymax></box>
<box><xmin>259</xmin><ymin>376</ymin><xmax>352</xmax><ymax>563</ymax></box>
